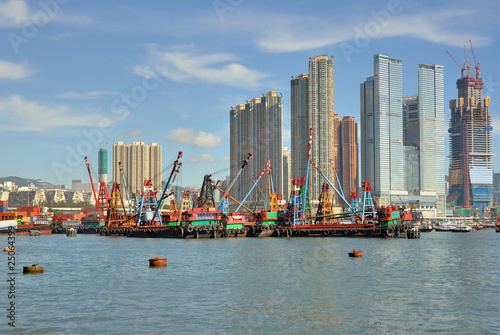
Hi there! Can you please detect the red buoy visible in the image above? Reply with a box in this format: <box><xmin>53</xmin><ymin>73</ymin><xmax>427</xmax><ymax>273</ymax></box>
<box><xmin>149</xmin><ymin>256</ymin><xmax>167</xmax><ymax>267</ymax></box>
<box><xmin>348</xmin><ymin>249</ymin><xmax>363</xmax><ymax>257</ymax></box>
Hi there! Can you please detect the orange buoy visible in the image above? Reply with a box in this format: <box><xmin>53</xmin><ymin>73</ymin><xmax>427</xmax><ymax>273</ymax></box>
<box><xmin>23</xmin><ymin>264</ymin><xmax>44</xmax><ymax>274</ymax></box>
<box><xmin>4</xmin><ymin>247</ymin><xmax>14</xmax><ymax>252</ymax></box>
<box><xmin>348</xmin><ymin>249</ymin><xmax>363</xmax><ymax>257</ymax></box>
<box><xmin>149</xmin><ymin>256</ymin><xmax>167</xmax><ymax>267</ymax></box>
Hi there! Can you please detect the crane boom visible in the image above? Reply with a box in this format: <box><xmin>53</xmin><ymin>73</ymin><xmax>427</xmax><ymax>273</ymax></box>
<box><xmin>446</xmin><ymin>51</ymin><xmax>465</xmax><ymax>78</ymax></box>
<box><xmin>469</xmin><ymin>40</ymin><xmax>480</xmax><ymax>79</ymax></box>
<box><xmin>218</xmin><ymin>153</ymin><xmax>252</xmax><ymax>212</ymax></box>
<box><xmin>84</xmin><ymin>156</ymin><xmax>99</xmax><ymax>208</ymax></box>
<box><xmin>464</xmin><ymin>44</ymin><xmax>471</xmax><ymax>78</ymax></box>
<box><xmin>152</xmin><ymin>151</ymin><xmax>183</xmax><ymax>221</ymax></box>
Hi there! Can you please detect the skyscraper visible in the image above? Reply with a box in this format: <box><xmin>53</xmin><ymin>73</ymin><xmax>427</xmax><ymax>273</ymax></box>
<box><xmin>112</xmin><ymin>141</ymin><xmax>162</xmax><ymax>195</ymax></box>
<box><xmin>360</xmin><ymin>54</ymin><xmax>406</xmax><ymax>206</ymax></box>
<box><xmin>339</xmin><ymin>116</ymin><xmax>359</xmax><ymax>200</ymax></box>
<box><xmin>291</xmin><ymin>55</ymin><xmax>335</xmax><ymax>202</ymax></box>
<box><xmin>402</xmin><ymin>64</ymin><xmax>445</xmax><ymax>217</ymax></box>
<box><xmin>230</xmin><ymin>91</ymin><xmax>283</xmax><ymax>204</ymax></box>
<box><xmin>448</xmin><ymin>59</ymin><xmax>493</xmax><ymax>211</ymax></box>
<box><xmin>98</xmin><ymin>147</ymin><xmax>108</xmax><ymax>183</ymax></box>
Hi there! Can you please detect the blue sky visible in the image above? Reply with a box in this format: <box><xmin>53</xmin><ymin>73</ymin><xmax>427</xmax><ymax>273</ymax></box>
<box><xmin>0</xmin><ymin>0</ymin><xmax>499</xmax><ymax>189</ymax></box>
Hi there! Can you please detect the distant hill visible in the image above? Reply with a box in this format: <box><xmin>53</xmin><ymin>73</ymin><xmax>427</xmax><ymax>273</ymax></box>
<box><xmin>0</xmin><ymin>176</ymin><xmax>63</xmax><ymax>190</ymax></box>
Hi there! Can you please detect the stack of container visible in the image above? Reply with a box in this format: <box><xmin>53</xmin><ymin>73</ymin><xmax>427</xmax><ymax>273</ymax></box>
<box><xmin>0</xmin><ymin>200</ymin><xmax>7</xmax><ymax>212</ymax></box>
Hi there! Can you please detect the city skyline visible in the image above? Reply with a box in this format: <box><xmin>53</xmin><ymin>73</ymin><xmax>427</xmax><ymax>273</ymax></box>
<box><xmin>0</xmin><ymin>0</ymin><xmax>499</xmax><ymax>191</ymax></box>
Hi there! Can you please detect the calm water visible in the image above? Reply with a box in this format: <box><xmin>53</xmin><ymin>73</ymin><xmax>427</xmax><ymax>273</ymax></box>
<box><xmin>2</xmin><ymin>230</ymin><xmax>499</xmax><ymax>334</ymax></box>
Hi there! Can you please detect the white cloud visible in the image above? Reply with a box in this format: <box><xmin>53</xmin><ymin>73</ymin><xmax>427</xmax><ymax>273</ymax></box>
<box><xmin>165</xmin><ymin>128</ymin><xmax>222</xmax><ymax>148</ymax></box>
<box><xmin>134</xmin><ymin>45</ymin><xmax>268</xmax><ymax>89</ymax></box>
<box><xmin>127</xmin><ymin>130</ymin><xmax>144</xmax><ymax>137</ymax></box>
<box><xmin>165</xmin><ymin>127</ymin><xmax>195</xmax><ymax>144</ymax></box>
<box><xmin>187</xmin><ymin>153</ymin><xmax>215</xmax><ymax>164</ymax></box>
<box><xmin>0</xmin><ymin>0</ymin><xmax>30</xmax><ymax>27</ymax></box>
<box><xmin>0</xmin><ymin>0</ymin><xmax>90</xmax><ymax>28</ymax></box>
<box><xmin>0</xmin><ymin>95</ymin><xmax>107</xmax><ymax>131</ymax></box>
<box><xmin>491</xmin><ymin>120</ymin><xmax>500</xmax><ymax>135</ymax></box>
<box><xmin>0</xmin><ymin>60</ymin><xmax>32</xmax><ymax>80</ymax></box>
<box><xmin>56</xmin><ymin>91</ymin><xmax>120</xmax><ymax>100</ymax></box>
<box><xmin>223</xmin><ymin>156</ymin><xmax>230</xmax><ymax>162</ymax></box>
<box><xmin>192</xmin><ymin>131</ymin><xmax>222</xmax><ymax>148</ymax></box>
<box><xmin>203</xmin><ymin>8</ymin><xmax>491</xmax><ymax>54</ymax></box>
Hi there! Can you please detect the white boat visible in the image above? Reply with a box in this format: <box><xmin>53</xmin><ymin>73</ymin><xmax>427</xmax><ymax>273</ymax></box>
<box><xmin>0</xmin><ymin>219</ymin><xmax>17</xmax><ymax>230</ymax></box>
<box><xmin>434</xmin><ymin>221</ymin><xmax>457</xmax><ymax>231</ymax></box>
<box><xmin>451</xmin><ymin>224</ymin><xmax>474</xmax><ymax>233</ymax></box>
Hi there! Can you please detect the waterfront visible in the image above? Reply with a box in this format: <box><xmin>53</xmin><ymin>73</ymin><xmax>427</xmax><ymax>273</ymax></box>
<box><xmin>2</xmin><ymin>230</ymin><xmax>499</xmax><ymax>334</ymax></box>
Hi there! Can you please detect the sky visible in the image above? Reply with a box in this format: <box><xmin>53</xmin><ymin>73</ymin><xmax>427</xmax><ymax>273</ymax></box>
<box><xmin>0</xmin><ymin>0</ymin><xmax>499</xmax><ymax>190</ymax></box>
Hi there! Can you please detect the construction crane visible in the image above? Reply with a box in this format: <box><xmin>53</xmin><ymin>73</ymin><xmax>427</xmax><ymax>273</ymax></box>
<box><xmin>235</xmin><ymin>158</ymin><xmax>271</xmax><ymax>213</ymax></box>
<box><xmin>118</xmin><ymin>162</ymin><xmax>134</xmax><ymax>215</ymax></box>
<box><xmin>469</xmin><ymin>40</ymin><xmax>480</xmax><ymax>79</ymax></box>
<box><xmin>464</xmin><ymin>44</ymin><xmax>471</xmax><ymax>78</ymax></box>
<box><xmin>446</xmin><ymin>51</ymin><xmax>466</xmax><ymax>78</ymax></box>
<box><xmin>151</xmin><ymin>151</ymin><xmax>183</xmax><ymax>222</ymax></box>
<box><xmin>218</xmin><ymin>152</ymin><xmax>252</xmax><ymax>214</ymax></box>
<box><xmin>84</xmin><ymin>156</ymin><xmax>109</xmax><ymax>212</ymax></box>
<box><xmin>84</xmin><ymin>156</ymin><xmax>99</xmax><ymax>207</ymax></box>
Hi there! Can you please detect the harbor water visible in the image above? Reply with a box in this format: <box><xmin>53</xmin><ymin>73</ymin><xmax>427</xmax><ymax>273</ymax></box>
<box><xmin>2</xmin><ymin>230</ymin><xmax>500</xmax><ymax>334</ymax></box>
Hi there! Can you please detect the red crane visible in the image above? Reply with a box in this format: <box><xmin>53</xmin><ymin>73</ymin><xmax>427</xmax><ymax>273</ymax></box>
<box><xmin>446</xmin><ymin>51</ymin><xmax>466</xmax><ymax>78</ymax></box>
<box><xmin>469</xmin><ymin>40</ymin><xmax>480</xmax><ymax>79</ymax></box>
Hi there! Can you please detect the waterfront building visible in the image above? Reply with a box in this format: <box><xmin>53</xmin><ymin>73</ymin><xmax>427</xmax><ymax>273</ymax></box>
<box><xmin>360</xmin><ymin>54</ymin><xmax>406</xmax><ymax>206</ymax></box>
<box><xmin>448</xmin><ymin>60</ymin><xmax>493</xmax><ymax>211</ymax></box>
<box><xmin>402</xmin><ymin>64</ymin><xmax>445</xmax><ymax>217</ymax></box>
<box><xmin>112</xmin><ymin>141</ymin><xmax>162</xmax><ymax>195</ymax></box>
<box><xmin>230</xmin><ymin>91</ymin><xmax>283</xmax><ymax>204</ymax></box>
<box><xmin>291</xmin><ymin>55</ymin><xmax>335</xmax><ymax>202</ymax></box>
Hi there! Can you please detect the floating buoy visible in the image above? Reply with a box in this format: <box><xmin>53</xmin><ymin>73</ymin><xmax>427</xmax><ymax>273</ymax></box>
<box><xmin>23</xmin><ymin>264</ymin><xmax>44</xmax><ymax>274</ymax></box>
<box><xmin>4</xmin><ymin>247</ymin><xmax>14</xmax><ymax>252</ymax></box>
<box><xmin>149</xmin><ymin>256</ymin><xmax>167</xmax><ymax>267</ymax></box>
<box><xmin>348</xmin><ymin>249</ymin><xmax>363</xmax><ymax>257</ymax></box>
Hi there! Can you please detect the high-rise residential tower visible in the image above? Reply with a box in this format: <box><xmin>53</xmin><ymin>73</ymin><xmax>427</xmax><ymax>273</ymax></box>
<box><xmin>339</xmin><ymin>116</ymin><xmax>359</xmax><ymax>200</ymax></box>
<box><xmin>360</xmin><ymin>54</ymin><xmax>406</xmax><ymax>206</ymax></box>
<box><xmin>230</xmin><ymin>91</ymin><xmax>283</xmax><ymax>204</ymax></box>
<box><xmin>403</xmin><ymin>64</ymin><xmax>445</xmax><ymax>217</ymax></box>
<box><xmin>112</xmin><ymin>141</ymin><xmax>162</xmax><ymax>195</ymax></box>
<box><xmin>448</xmin><ymin>58</ymin><xmax>493</xmax><ymax>211</ymax></box>
<box><xmin>291</xmin><ymin>55</ymin><xmax>335</xmax><ymax>202</ymax></box>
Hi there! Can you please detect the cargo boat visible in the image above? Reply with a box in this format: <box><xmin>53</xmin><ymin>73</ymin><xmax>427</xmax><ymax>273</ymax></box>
<box><xmin>180</xmin><ymin>207</ymin><xmax>222</xmax><ymax>238</ymax></box>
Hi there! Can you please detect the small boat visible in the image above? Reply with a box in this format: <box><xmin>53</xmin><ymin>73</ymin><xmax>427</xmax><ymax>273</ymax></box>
<box><xmin>149</xmin><ymin>256</ymin><xmax>167</xmax><ymax>267</ymax></box>
<box><xmin>451</xmin><ymin>224</ymin><xmax>474</xmax><ymax>233</ymax></box>
<box><xmin>419</xmin><ymin>224</ymin><xmax>434</xmax><ymax>232</ymax></box>
<box><xmin>28</xmin><ymin>230</ymin><xmax>42</xmax><ymax>236</ymax></box>
<box><xmin>434</xmin><ymin>221</ymin><xmax>457</xmax><ymax>231</ymax></box>
<box><xmin>23</xmin><ymin>264</ymin><xmax>44</xmax><ymax>273</ymax></box>
<box><xmin>348</xmin><ymin>249</ymin><xmax>363</xmax><ymax>257</ymax></box>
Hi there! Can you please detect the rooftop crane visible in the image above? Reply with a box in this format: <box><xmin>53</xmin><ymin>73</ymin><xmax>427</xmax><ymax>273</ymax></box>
<box><xmin>469</xmin><ymin>40</ymin><xmax>480</xmax><ymax>79</ymax></box>
<box><xmin>464</xmin><ymin>44</ymin><xmax>471</xmax><ymax>78</ymax></box>
<box><xmin>446</xmin><ymin>51</ymin><xmax>466</xmax><ymax>78</ymax></box>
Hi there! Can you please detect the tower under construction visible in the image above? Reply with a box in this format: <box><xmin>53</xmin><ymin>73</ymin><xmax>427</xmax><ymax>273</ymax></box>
<box><xmin>447</xmin><ymin>42</ymin><xmax>493</xmax><ymax>212</ymax></box>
